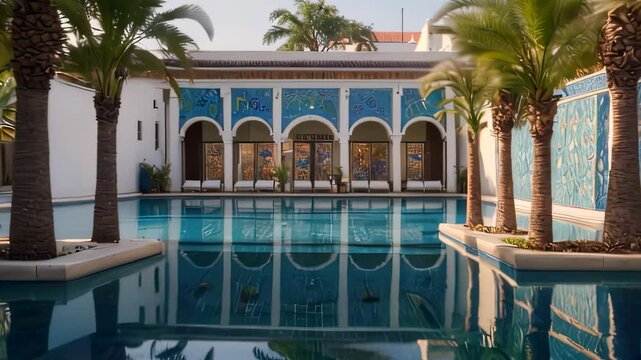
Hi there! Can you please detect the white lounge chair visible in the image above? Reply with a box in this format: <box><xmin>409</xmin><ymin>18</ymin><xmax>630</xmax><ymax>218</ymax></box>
<box><xmin>350</xmin><ymin>180</ymin><xmax>369</xmax><ymax>192</ymax></box>
<box><xmin>234</xmin><ymin>180</ymin><xmax>255</xmax><ymax>192</ymax></box>
<box><xmin>424</xmin><ymin>181</ymin><xmax>443</xmax><ymax>192</ymax></box>
<box><xmin>406</xmin><ymin>180</ymin><xmax>425</xmax><ymax>192</ymax></box>
<box><xmin>369</xmin><ymin>181</ymin><xmax>390</xmax><ymax>192</ymax></box>
<box><xmin>255</xmin><ymin>180</ymin><xmax>275</xmax><ymax>192</ymax></box>
<box><xmin>314</xmin><ymin>180</ymin><xmax>332</xmax><ymax>192</ymax></box>
<box><xmin>201</xmin><ymin>180</ymin><xmax>222</xmax><ymax>192</ymax></box>
<box><xmin>294</xmin><ymin>180</ymin><xmax>313</xmax><ymax>192</ymax></box>
<box><xmin>182</xmin><ymin>180</ymin><xmax>201</xmax><ymax>192</ymax></box>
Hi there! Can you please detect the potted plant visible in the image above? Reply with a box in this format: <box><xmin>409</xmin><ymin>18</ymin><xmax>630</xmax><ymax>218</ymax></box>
<box><xmin>140</xmin><ymin>162</ymin><xmax>172</xmax><ymax>193</ymax></box>
<box><xmin>332</xmin><ymin>166</ymin><xmax>344</xmax><ymax>191</ymax></box>
<box><xmin>273</xmin><ymin>165</ymin><xmax>289</xmax><ymax>193</ymax></box>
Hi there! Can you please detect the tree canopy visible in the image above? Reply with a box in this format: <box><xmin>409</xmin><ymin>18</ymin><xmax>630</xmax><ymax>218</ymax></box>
<box><xmin>263</xmin><ymin>0</ymin><xmax>376</xmax><ymax>51</ymax></box>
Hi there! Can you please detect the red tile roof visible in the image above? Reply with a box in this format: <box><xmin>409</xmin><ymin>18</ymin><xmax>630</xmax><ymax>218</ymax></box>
<box><xmin>373</xmin><ymin>31</ymin><xmax>421</xmax><ymax>43</ymax></box>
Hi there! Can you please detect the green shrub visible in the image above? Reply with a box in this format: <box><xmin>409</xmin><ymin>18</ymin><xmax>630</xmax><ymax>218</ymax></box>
<box><xmin>502</xmin><ymin>237</ymin><xmax>533</xmax><ymax>249</ymax></box>
<box><xmin>273</xmin><ymin>165</ymin><xmax>289</xmax><ymax>192</ymax></box>
<box><xmin>140</xmin><ymin>162</ymin><xmax>172</xmax><ymax>193</ymax></box>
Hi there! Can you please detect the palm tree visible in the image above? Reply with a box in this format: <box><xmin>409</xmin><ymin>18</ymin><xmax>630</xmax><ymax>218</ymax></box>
<box><xmin>263</xmin><ymin>0</ymin><xmax>375</xmax><ymax>52</ymax></box>
<box><xmin>491</xmin><ymin>88</ymin><xmax>523</xmax><ymax>232</ymax></box>
<box><xmin>437</xmin><ymin>0</ymin><xmax>601</xmax><ymax>244</ymax></box>
<box><xmin>8</xmin><ymin>0</ymin><xmax>64</xmax><ymax>259</ymax></box>
<box><xmin>58</xmin><ymin>0</ymin><xmax>213</xmax><ymax>242</ymax></box>
<box><xmin>593</xmin><ymin>0</ymin><xmax>641</xmax><ymax>246</ymax></box>
<box><xmin>422</xmin><ymin>61</ymin><xmax>494</xmax><ymax>227</ymax></box>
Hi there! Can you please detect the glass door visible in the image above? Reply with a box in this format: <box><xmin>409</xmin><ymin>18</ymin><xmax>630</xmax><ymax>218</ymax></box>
<box><xmin>371</xmin><ymin>143</ymin><xmax>389</xmax><ymax>181</ymax></box>
<box><xmin>257</xmin><ymin>143</ymin><xmax>275</xmax><ymax>180</ymax></box>
<box><xmin>351</xmin><ymin>143</ymin><xmax>370</xmax><ymax>180</ymax></box>
<box><xmin>406</xmin><ymin>143</ymin><xmax>424</xmax><ymax>181</ymax></box>
<box><xmin>203</xmin><ymin>143</ymin><xmax>224</xmax><ymax>180</ymax></box>
<box><xmin>315</xmin><ymin>142</ymin><xmax>333</xmax><ymax>181</ymax></box>
<box><xmin>239</xmin><ymin>143</ymin><xmax>255</xmax><ymax>181</ymax></box>
<box><xmin>294</xmin><ymin>143</ymin><xmax>311</xmax><ymax>180</ymax></box>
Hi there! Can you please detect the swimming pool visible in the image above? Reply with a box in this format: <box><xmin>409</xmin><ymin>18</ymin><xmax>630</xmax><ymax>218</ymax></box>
<box><xmin>1</xmin><ymin>196</ymin><xmax>633</xmax><ymax>360</ymax></box>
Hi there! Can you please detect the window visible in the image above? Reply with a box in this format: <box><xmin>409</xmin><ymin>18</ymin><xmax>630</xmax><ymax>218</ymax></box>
<box><xmin>154</xmin><ymin>122</ymin><xmax>159</xmax><ymax>150</ymax></box>
<box><xmin>137</xmin><ymin>120</ymin><xmax>142</xmax><ymax>141</ymax></box>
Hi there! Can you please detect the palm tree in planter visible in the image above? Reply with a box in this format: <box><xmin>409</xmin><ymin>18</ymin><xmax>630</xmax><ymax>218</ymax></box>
<box><xmin>422</xmin><ymin>60</ymin><xmax>494</xmax><ymax>227</ymax></box>
<box><xmin>593</xmin><ymin>0</ymin><xmax>641</xmax><ymax>246</ymax></box>
<box><xmin>58</xmin><ymin>0</ymin><xmax>213</xmax><ymax>242</ymax></box>
<box><xmin>437</xmin><ymin>0</ymin><xmax>601</xmax><ymax>244</ymax></box>
<box><xmin>8</xmin><ymin>0</ymin><xmax>64</xmax><ymax>259</ymax></box>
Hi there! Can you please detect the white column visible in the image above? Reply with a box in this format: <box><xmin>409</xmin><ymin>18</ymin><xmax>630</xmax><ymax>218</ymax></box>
<box><xmin>391</xmin><ymin>134</ymin><xmax>402</xmax><ymax>192</ymax></box>
<box><xmin>339</xmin><ymin>88</ymin><xmax>350</xmax><ymax>182</ymax></box>
<box><xmin>445</xmin><ymin>88</ymin><xmax>457</xmax><ymax>192</ymax></box>
<box><xmin>169</xmin><ymin>95</ymin><xmax>182</xmax><ymax>192</ymax></box>
<box><xmin>166</xmin><ymin>200</ymin><xmax>181</xmax><ymax>325</ymax></box>
<box><xmin>222</xmin><ymin>86</ymin><xmax>233</xmax><ymax>191</ymax></box>
<box><xmin>273</xmin><ymin>87</ymin><xmax>282</xmax><ymax>166</ymax></box>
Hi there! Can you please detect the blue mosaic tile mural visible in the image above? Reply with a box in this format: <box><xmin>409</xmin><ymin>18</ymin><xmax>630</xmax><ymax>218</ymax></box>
<box><xmin>552</xmin><ymin>96</ymin><xmax>599</xmax><ymax>209</ymax></box>
<box><xmin>282</xmin><ymin>88</ymin><xmax>339</xmax><ymax>132</ymax></box>
<box><xmin>179</xmin><ymin>88</ymin><xmax>223</xmax><ymax>131</ymax></box>
<box><xmin>595</xmin><ymin>93</ymin><xmax>610</xmax><ymax>210</ymax></box>
<box><xmin>511</xmin><ymin>124</ymin><xmax>533</xmax><ymax>201</ymax></box>
<box><xmin>348</xmin><ymin>88</ymin><xmax>392</xmax><ymax>129</ymax></box>
<box><xmin>231</xmin><ymin>88</ymin><xmax>273</xmax><ymax>129</ymax></box>
<box><xmin>401</xmin><ymin>88</ymin><xmax>443</xmax><ymax>130</ymax></box>
<box><xmin>558</xmin><ymin>73</ymin><xmax>608</xmax><ymax>97</ymax></box>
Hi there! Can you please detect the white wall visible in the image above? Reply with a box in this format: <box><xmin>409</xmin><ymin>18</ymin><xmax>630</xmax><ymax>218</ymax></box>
<box><xmin>48</xmin><ymin>77</ymin><xmax>167</xmax><ymax>199</ymax></box>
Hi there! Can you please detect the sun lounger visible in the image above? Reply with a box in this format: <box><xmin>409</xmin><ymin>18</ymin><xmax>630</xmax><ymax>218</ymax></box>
<box><xmin>369</xmin><ymin>181</ymin><xmax>390</xmax><ymax>192</ymax></box>
<box><xmin>350</xmin><ymin>180</ymin><xmax>369</xmax><ymax>192</ymax></box>
<box><xmin>182</xmin><ymin>180</ymin><xmax>201</xmax><ymax>192</ymax></box>
<box><xmin>294</xmin><ymin>180</ymin><xmax>313</xmax><ymax>192</ymax></box>
<box><xmin>234</xmin><ymin>180</ymin><xmax>255</xmax><ymax>192</ymax></box>
<box><xmin>406</xmin><ymin>180</ymin><xmax>425</xmax><ymax>192</ymax></box>
<box><xmin>201</xmin><ymin>180</ymin><xmax>222</xmax><ymax>192</ymax></box>
<box><xmin>424</xmin><ymin>181</ymin><xmax>443</xmax><ymax>192</ymax></box>
<box><xmin>314</xmin><ymin>180</ymin><xmax>332</xmax><ymax>192</ymax></box>
<box><xmin>255</xmin><ymin>180</ymin><xmax>276</xmax><ymax>192</ymax></box>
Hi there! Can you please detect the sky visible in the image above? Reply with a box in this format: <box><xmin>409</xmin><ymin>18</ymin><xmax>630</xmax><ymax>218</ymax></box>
<box><xmin>161</xmin><ymin>0</ymin><xmax>449</xmax><ymax>51</ymax></box>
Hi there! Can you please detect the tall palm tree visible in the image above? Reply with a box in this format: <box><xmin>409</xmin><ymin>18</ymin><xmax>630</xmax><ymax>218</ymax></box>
<box><xmin>263</xmin><ymin>0</ymin><xmax>375</xmax><ymax>52</ymax></box>
<box><xmin>58</xmin><ymin>0</ymin><xmax>213</xmax><ymax>243</ymax></box>
<box><xmin>491</xmin><ymin>87</ymin><xmax>524</xmax><ymax>232</ymax></box>
<box><xmin>422</xmin><ymin>61</ymin><xmax>494</xmax><ymax>227</ymax></box>
<box><xmin>8</xmin><ymin>0</ymin><xmax>64</xmax><ymax>259</ymax></box>
<box><xmin>593</xmin><ymin>0</ymin><xmax>641</xmax><ymax>246</ymax></box>
<box><xmin>437</xmin><ymin>0</ymin><xmax>601</xmax><ymax>244</ymax></box>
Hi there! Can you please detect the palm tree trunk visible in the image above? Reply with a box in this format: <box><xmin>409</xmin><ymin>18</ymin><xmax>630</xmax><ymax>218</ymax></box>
<box><xmin>467</xmin><ymin>131</ymin><xmax>483</xmax><ymax>227</ymax></box>
<box><xmin>528</xmin><ymin>99</ymin><xmax>557</xmax><ymax>244</ymax></box>
<box><xmin>599</xmin><ymin>5</ymin><xmax>641</xmax><ymax>245</ymax></box>
<box><xmin>493</xmin><ymin>93</ymin><xmax>517</xmax><ymax>231</ymax></box>
<box><xmin>604</xmin><ymin>85</ymin><xmax>641</xmax><ymax>244</ymax></box>
<box><xmin>8</xmin><ymin>0</ymin><xmax>64</xmax><ymax>259</ymax></box>
<box><xmin>92</xmin><ymin>95</ymin><xmax>121</xmax><ymax>243</ymax></box>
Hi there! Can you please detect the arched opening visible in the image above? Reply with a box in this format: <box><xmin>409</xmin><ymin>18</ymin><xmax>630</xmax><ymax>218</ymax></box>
<box><xmin>401</xmin><ymin>120</ymin><xmax>445</xmax><ymax>187</ymax></box>
<box><xmin>283</xmin><ymin>119</ymin><xmax>338</xmax><ymax>191</ymax></box>
<box><xmin>233</xmin><ymin>120</ymin><xmax>275</xmax><ymax>185</ymax></box>
<box><xmin>349</xmin><ymin>121</ymin><xmax>390</xmax><ymax>182</ymax></box>
<box><xmin>182</xmin><ymin>119</ymin><xmax>223</xmax><ymax>182</ymax></box>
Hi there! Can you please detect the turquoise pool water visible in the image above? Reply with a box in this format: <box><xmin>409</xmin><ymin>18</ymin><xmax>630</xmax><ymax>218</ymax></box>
<box><xmin>1</xmin><ymin>196</ymin><xmax>636</xmax><ymax>360</ymax></box>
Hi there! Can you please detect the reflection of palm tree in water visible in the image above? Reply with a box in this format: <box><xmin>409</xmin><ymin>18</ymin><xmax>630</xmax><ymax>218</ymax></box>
<box><xmin>605</xmin><ymin>287</ymin><xmax>641</xmax><ymax>359</ymax></box>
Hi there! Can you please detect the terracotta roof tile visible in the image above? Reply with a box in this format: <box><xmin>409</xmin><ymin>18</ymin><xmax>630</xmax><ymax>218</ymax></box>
<box><xmin>373</xmin><ymin>31</ymin><xmax>422</xmax><ymax>43</ymax></box>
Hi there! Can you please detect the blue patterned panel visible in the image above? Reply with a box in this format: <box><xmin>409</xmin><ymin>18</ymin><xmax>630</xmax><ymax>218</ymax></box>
<box><xmin>231</xmin><ymin>88</ymin><xmax>273</xmax><ymax>129</ymax></box>
<box><xmin>179</xmin><ymin>88</ymin><xmax>223</xmax><ymax>131</ymax></box>
<box><xmin>401</xmin><ymin>88</ymin><xmax>443</xmax><ymax>130</ymax></box>
<box><xmin>552</xmin><ymin>96</ymin><xmax>598</xmax><ymax>209</ymax></box>
<box><xmin>282</xmin><ymin>88</ymin><xmax>339</xmax><ymax>131</ymax></box>
<box><xmin>559</xmin><ymin>73</ymin><xmax>608</xmax><ymax>97</ymax></box>
<box><xmin>348</xmin><ymin>88</ymin><xmax>392</xmax><ymax>129</ymax></box>
<box><xmin>595</xmin><ymin>93</ymin><xmax>610</xmax><ymax>210</ymax></box>
<box><xmin>511</xmin><ymin>124</ymin><xmax>533</xmax><ymax>201</ymax></box>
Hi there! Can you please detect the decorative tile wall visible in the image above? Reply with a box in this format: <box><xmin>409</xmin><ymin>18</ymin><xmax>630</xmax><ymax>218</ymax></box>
<box><xmin>179</xmin><ymin>88</ymin><xmax>224</xmax><ymax>131</ymax></box>
<box><xmin>231</xmin><ymin>88</ymin><xmax>273</xmax><ymax>129</ymax></box>
<box><xmin>401</xmin><ymin>88</ymin><xmax>443</xmax><ymax>130</ymax></box>
<box><xmin>282</xmin><ymin>88</ymin><xmax>340</xmax><ymax>132</ymax></box>
<box><xmin>348</xmin><ymin>88</ymin><xmax>393</xmax><ymax>129</ymax></box>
